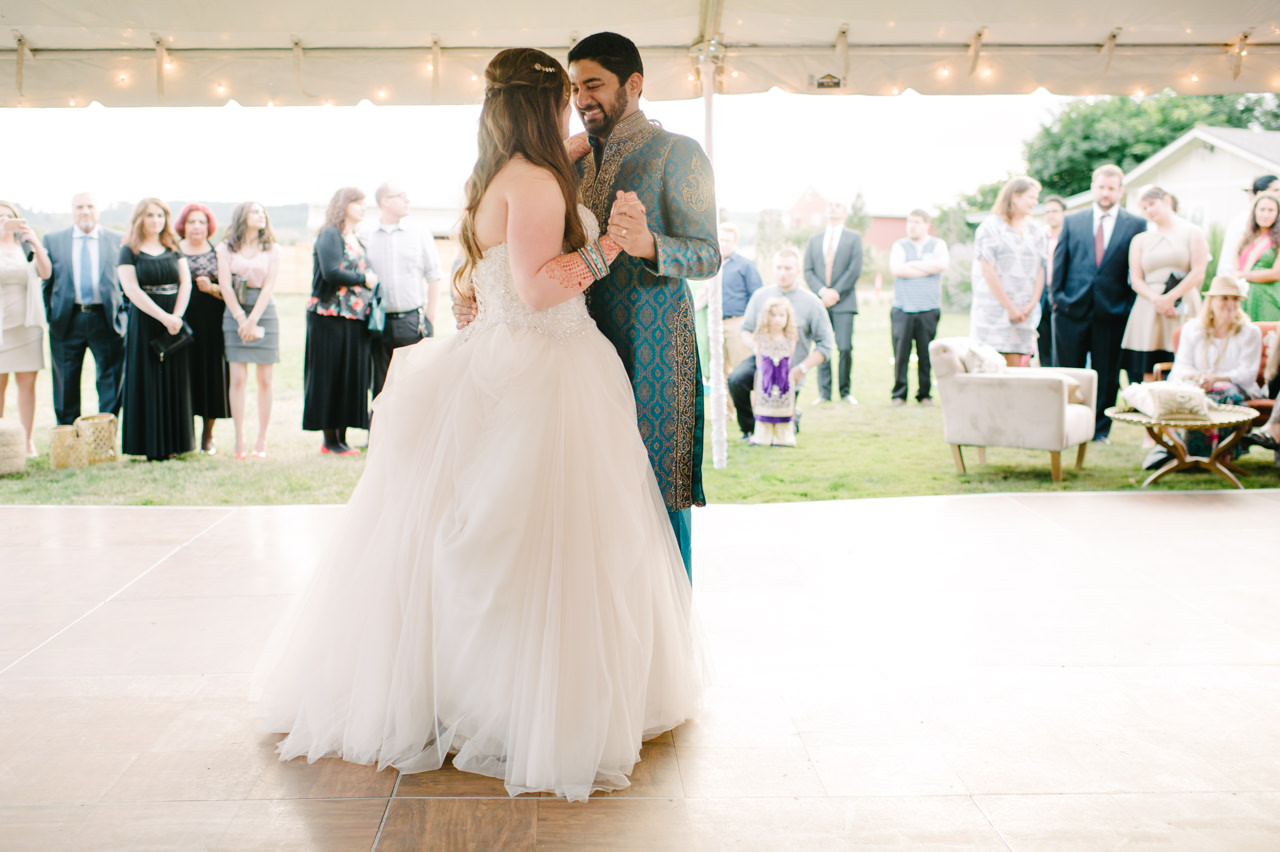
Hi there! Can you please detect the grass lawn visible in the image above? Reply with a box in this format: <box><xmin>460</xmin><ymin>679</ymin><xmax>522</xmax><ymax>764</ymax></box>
<box><xmin>1</xmin><ymin>292</ymin><xmax>1276</xmax><ymax>506</ymax></box>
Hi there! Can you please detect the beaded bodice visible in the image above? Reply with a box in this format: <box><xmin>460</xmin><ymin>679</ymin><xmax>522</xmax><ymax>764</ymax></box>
<box><xmin>461</xmin><ymin>206</ymin><xmax>599</xmax><ymax>343</ymax></box>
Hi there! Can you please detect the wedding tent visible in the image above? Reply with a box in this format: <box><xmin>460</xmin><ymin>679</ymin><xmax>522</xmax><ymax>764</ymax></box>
<box><xmin>6</xmin><ymin>1</ymin><xmax>1276</xmax><ymax>467</ymax></box>
<box><xmin>3</xmin><ymin>1</ymin><xmax>1278</xmax><ymax>108</ymax></box>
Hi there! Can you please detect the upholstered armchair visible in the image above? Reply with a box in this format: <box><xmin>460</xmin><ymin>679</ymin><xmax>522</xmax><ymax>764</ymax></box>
<box><xmin>928</xmin><ymin>338</ymin><xmax>1098</xmax><ymax>483</ymax></box>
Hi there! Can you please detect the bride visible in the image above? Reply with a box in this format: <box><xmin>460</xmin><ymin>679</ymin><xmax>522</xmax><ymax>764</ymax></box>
<box><xmin>254</xmin><ymin>48</ymin><xmax>705</xmax><ymax>802</ymax></box>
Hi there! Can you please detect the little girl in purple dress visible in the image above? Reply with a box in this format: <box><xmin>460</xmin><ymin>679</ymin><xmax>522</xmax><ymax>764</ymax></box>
<box><xmin>750</xmin><ymin>297</ymin><xmax>799</xmax><ymax>447</ymax></box>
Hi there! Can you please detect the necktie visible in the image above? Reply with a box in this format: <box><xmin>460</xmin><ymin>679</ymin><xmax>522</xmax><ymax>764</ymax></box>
<box><xmin>1094</xmin><ymin>214</ymin><xmax>1108</xmax><ymax>269</ymax></box>
<box><xmin>824</xmin><ymin>232</ymin><xmax>837</xmax><ymax>284</ymax></box>
<box><xmin>78</xmin><ymin>234</ymin><xmax>95</xmax><ymax>303</ymax></box>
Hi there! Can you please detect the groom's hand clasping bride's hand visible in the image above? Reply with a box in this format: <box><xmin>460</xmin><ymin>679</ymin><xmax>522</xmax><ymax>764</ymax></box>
<box><xmin>607</xmin><ymin>191</ymin><xmax>655</xmax><ymax>261</ymax></box>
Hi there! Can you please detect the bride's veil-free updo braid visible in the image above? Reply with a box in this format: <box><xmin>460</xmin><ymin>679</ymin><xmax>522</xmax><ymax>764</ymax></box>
<box><xmin>454</xmin><ymin>48</ymin><xmax>586</xmax><ymax>301</ymax></box>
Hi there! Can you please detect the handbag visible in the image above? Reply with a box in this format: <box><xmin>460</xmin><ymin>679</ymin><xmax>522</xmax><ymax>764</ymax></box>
<box><xmin>151</xmin><ymin>321</ymin><xmax>194</xmax><ymax>362</ymax></box>
<box><xmin>368</xmin><ymin>283</ymin><xmax>386</xmax><ymax>336</ymax></box>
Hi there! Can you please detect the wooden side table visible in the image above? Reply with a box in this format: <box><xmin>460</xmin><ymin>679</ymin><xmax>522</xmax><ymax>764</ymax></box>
<box><xmin>1105</xmin><ymin>405</ymin><xmax>1259</xmax><ymax>489</ymax></box>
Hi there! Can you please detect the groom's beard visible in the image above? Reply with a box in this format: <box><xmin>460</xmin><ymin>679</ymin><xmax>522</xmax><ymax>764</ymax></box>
<box><xmin>582</xmin><ymin>88</ymin><xmax>630</xmax><ymax>139</ymax></box>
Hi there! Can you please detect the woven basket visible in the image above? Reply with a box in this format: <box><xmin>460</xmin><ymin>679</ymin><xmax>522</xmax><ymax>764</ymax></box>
<box><xmin>0</xmin><ymin>419</ymin><xmax>24</xmax><ymax>476</ymax></box>
<box><xmin>74</xmin><ymin>413</ymin><xmax>118</xmax><ymax>464</ymax></box>
<box><xmin>49</xmin><ymin>425</ymin><xmax>90</xmax><ymax>470</ymax></box>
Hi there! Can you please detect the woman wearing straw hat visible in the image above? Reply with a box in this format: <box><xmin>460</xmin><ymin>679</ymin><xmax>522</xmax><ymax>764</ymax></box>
<box><xmin>1166</xmin><ymin>276</ymin><xmax>1262</xmax><ymax>457</ymax></box>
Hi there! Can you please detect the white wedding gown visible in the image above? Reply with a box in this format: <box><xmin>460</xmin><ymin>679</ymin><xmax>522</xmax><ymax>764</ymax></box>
<box><xmin>255</xmin><ymin>208</ymin><xmax>706</xmax><ymax>801</ymax></box>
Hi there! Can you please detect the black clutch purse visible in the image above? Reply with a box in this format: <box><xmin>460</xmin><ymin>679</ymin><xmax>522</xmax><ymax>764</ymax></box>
<box><xmin>151</xmin><ymin>321</ymin><xmax>194</xmax><ymax>362</ymax></box>
<box><xmin>1162</xmin><ymin>272</ymin><xmax>1186</xmax><ymax>306</ymax></box>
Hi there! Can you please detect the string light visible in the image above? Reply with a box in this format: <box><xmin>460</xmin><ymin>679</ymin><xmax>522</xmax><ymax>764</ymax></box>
<box><xmin>69</xmin><ymin>99</ymin><xmax>77</xmax><ymax>106</ymax></box>
<box><xmin>1190</xmin><ymin>74</ymin><xmax>1199</xmax><ymax>82</ymax></box>
<box><xmin>939</xmin><ymin>68</ymin><xmax>950</xmax><ymax>78</ymax></box>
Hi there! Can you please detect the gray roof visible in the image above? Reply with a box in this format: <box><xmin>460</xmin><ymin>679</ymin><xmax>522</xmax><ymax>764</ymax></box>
<box><xmin>1196</xmin><ymin>126</ymin><xmax>1280</xmax><ymax>169</ymax></box>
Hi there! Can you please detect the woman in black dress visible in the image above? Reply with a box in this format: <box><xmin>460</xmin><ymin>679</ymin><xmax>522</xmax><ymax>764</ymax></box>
<box><xmin>176</xmin><ymin>202</ymin><xmax>230</xmax><ymax>454</ymax></box>
<box><xmin>117</xmin><ymin>198</ymin><xmax>195</xmax><ymax>460</ymax></box>
<box><xmin>302</xmin><ymin>187</ymin><xmax>378</xmax><ymax>455</ymax></box>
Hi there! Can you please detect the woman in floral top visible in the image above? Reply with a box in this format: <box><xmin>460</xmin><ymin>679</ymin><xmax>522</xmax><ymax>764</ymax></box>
<box><xmin>302</xmin><ymin>187</ymin><xmax>378</xmax><ymax>455</ymax></box>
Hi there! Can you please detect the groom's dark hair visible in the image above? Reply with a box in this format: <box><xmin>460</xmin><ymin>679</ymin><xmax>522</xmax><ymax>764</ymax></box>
<box><xmin>568</xmin><ymin>32</ymin><xmax>644</xmax><ymax>90</ymax></box>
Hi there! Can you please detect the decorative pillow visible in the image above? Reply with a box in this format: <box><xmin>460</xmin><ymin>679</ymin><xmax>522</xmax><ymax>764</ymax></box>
<box><xmin>1061</xmin><ymin>375</ymin><xmax>1087</xmax><ymax>405</ymax></box>
<box><xmin>1121</xmin><ymin>381</ymin><xmax>1209</xmax><ymax>421</ymax></box>
<box><xmin>1148</xmin><ymin>382</ymin><xmax>1210</xmax><ymax>421</ymax></box>
<box><xmin>959</xmin><ymin>341</ymin><xmax>1006</xmax><ymax>374</ymax></box>
<box><xmin>1118</xmin><ymin>382</ymin><xmax>1150</xmax><ymax>414</ymax></box>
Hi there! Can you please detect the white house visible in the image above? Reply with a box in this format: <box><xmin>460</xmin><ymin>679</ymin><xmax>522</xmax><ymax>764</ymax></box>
<box><xmin>1056</xmin><ymin>126</ymin><xmax>1280</xmax><ymax>231</ymax></box>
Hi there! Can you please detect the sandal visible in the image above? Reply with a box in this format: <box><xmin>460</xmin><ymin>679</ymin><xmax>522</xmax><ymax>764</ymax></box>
<box><xmin>1244</xmin><ymin>430</ymin><xmax>1280</xmax><ymax>451</ymax></box>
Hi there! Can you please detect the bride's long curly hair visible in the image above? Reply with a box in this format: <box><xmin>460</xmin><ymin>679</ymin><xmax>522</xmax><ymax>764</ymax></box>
<box><xmin>454</xmin><ymin>48</ymin><xmax>586</xmax><ymax>301</ymax></box>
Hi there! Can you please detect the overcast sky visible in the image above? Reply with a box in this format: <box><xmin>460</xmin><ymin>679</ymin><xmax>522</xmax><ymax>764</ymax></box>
<box><xmin>7</xmin><ymin>87</ymin><xmax>1067</xmax><ymax>218</ymax></box>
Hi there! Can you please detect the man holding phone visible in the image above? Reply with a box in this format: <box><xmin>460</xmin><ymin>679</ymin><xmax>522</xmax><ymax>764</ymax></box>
<box><xmin>42</xmin><ymin>192</ymin><xmax>127</xmax><ymax>424</ymax></box>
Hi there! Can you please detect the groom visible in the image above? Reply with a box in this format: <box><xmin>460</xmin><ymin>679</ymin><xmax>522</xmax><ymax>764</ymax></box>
<box><xmin>567</xmin><ymin>32</ymin><xmax>721</xmax><ymax>580</ymax></box>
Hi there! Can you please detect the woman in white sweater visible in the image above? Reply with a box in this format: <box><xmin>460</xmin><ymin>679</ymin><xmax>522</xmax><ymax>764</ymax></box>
<box><xmin>1168</xmin><ymin>276</ymin><xmax>1262</xmax><ymax>400</ymax></box>
<box><xmin>1167</xmin><ymin>276</ymin><xmax>1261</xmax><ymax>458</ymax></box>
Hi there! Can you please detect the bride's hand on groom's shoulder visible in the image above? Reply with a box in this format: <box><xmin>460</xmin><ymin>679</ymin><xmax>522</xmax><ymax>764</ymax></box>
<box><xmin>452</xmin><ymin>297</ymin><xmax>478</xmax><ymax>330</ymax></box>
<box><xmin>565</xmin><ymin>133</ymin><xmax>591</xmax><ymax>162</ymax></box>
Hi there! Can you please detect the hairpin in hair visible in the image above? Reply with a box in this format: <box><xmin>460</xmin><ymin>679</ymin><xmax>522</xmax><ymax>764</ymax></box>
<box><xmin>533</xmin><ymin>63</ymin><xmax>558</xmax><ymax>73</ymax></box>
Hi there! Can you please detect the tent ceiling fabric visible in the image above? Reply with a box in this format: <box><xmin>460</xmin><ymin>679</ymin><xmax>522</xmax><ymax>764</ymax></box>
<box><xmin>3</xmin><ymin>1</ymin><xmax>1278</xmax><ymax>107</ymax></box>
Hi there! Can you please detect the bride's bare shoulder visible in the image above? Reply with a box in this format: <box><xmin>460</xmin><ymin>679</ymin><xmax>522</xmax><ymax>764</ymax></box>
<box><xmin>492</xmin><ymin>156</ymin><xmax>560</xmax><ymax>191</ymax></box>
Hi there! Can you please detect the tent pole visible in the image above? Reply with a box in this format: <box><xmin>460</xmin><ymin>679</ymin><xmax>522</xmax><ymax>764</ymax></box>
<box><xmin>698</xmin><ymin>58</ymin><xmax>727</xmax><ymax>470</ymax></box>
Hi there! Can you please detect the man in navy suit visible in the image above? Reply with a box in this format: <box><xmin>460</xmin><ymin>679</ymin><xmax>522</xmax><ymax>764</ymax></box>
<box><xmin>1051</xmin><ymin>165</ymin><xmax>1146</xmax><ymax>442</ymax></box>
<box><xmin>803</xmin><ymin>201</ymin><xmax>862</xmax><ymax>404</ymax></box>
<box><xmin>42</xmin><ymin>193</ymin><xmax>127</xmax><ymax>425</ymax></box>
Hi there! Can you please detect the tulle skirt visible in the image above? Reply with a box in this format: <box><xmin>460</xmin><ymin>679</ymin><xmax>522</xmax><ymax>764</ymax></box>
<box><xmin>255</xmin><ymin>320</ymin><xmax>706</xmax><ymax>801</ymax></box>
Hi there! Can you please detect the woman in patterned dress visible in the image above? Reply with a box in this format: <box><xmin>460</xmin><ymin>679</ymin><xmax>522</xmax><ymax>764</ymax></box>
<box><xmin>971</xmin><ymin>177</ymin><xmax>1046</xmax><ymax>366</ymax></box>
<box><xmin>301</xmin><ymin>188</ymin><xmax>377</xmax><ymax>455</ymax></box>
<box><xmin>176</xmin><ymin>203</ymin><xmax>230</xmax><ymax>454</ymax></box>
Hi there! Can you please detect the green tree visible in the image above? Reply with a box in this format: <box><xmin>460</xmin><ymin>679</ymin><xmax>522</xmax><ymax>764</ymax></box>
<box><xmin>1025</xmin><ymin>92</ymin><xmax>1280</xmax><ymax>197</ymax></box>
<box><xmin>845</xmin><ymin>190</ymin><xmax>870</xmax><ymax>233</ymax></box>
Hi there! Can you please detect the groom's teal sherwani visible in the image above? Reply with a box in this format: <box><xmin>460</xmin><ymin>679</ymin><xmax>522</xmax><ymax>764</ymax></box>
<box><xmin>576</xmin><ymin>110</ymin><xmax>720</xmax><ymax>515</ymax></box>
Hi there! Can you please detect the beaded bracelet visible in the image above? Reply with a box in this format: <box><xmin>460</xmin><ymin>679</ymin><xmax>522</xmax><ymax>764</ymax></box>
<box><xmin>576</xmin><ymin>239</ymin><xmax>610</xmax><ymax>281</ymax></box>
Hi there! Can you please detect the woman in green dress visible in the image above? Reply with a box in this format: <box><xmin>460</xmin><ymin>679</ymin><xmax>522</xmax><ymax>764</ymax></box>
<box><xmin>1238</xmin><ymin>192</ymin><xmax>1280</xmax><ymax>321</ymax></box>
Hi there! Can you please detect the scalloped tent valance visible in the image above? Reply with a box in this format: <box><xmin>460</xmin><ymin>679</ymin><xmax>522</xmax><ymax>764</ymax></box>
<box><xmin>3</xmin><ymin>1</ymin><xmax>1278</xmax><ymax>108</ymax></box>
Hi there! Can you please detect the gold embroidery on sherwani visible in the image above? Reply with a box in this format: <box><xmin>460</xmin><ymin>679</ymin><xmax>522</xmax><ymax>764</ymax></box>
<box><xmin>578</xmin><ymin>111</ymin><xmax>660</xmax><ymax>226</ymax></box>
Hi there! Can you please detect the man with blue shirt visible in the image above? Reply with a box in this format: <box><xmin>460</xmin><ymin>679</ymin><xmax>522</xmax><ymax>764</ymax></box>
<box><xmin>718</xmin><ymin>223</ymin><xmax>763</xmax><ymax>408</ymax></box>
<box><xmin>888</xmin><ymin>210</ymin><xmax>949</xmax><ymax>406</ymax></box>
<box><xmin>41</xmin><ymin>192</ymin><xmax>126</xmax><ymax>425</ymax></box>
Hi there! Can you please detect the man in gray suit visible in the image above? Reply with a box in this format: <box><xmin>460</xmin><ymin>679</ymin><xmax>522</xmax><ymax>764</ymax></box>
<box><xmin>803</xmin><ymin>201</ymin><xmax>862</xmax><ymax>404</ymax></box>
<box><xmin>42</xmin><ymin>192</ymin><xmax>127</xmax><ymax>424</ymax></box>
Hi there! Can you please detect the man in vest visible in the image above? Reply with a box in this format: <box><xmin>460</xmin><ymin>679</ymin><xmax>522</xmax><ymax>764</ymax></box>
<box><xmin>888</xmin><ymin>210</ymin><xmax>949</xmax><ymax>406</ymax></box>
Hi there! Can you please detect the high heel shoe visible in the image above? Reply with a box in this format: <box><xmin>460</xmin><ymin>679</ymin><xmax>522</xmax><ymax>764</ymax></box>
<box><xmin>251</xmin><ymin>450</ymin><xmax>267</xmax><ymax>459</ymax></box>
<box><xmin>233</xmin><ymin>450</ymin><xmax>248</xmax><ymax>460</ymax></box>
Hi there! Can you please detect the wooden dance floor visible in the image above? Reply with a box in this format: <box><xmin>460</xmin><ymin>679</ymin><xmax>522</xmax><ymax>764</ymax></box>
<box><xmin>2</xmin><ymin>491</ymin><xmax>1279</xmax><ymax>850</ymax></box>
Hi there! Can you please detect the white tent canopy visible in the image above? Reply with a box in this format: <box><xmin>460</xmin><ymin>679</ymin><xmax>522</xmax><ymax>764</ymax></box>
<box><xmin>3</xmin><ymin>1</ymin><xmax>1278</xmax><ymax>108</ymax></box>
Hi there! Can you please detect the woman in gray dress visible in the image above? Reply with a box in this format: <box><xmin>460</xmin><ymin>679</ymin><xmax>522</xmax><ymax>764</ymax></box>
<box><xmin>0</xmin><ymin>201</ymin><xmax>51</xmax><ymax>457</ymax></box>
<box><xmin>216</xmin><ymin>202</ymin><xmax>281</xmax><ymax>459</ymax></box>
